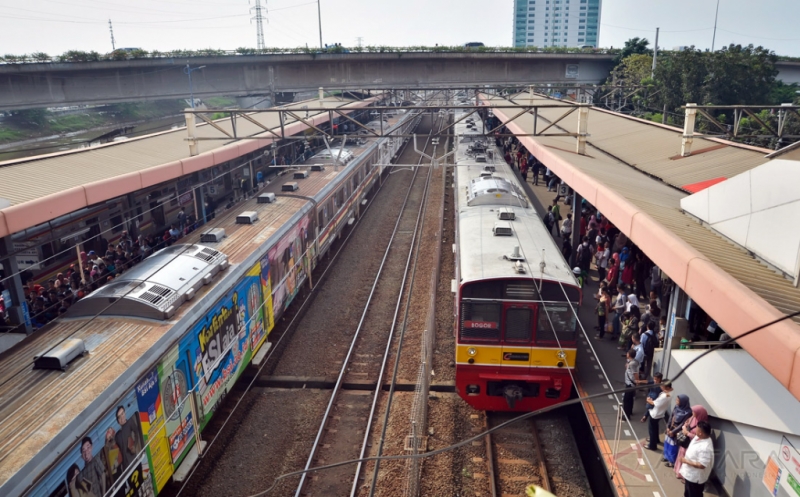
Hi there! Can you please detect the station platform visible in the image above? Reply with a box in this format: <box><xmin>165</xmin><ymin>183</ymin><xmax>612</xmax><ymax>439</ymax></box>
<box><xmin>519</xmin><ymin>171</ymin><xmax>721</xmax><ymax>497</ymax></box>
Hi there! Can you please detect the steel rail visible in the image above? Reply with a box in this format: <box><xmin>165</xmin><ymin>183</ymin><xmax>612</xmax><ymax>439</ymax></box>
<box><xmin>358</xmin><ymin>112</ymin><xmax>446</xmax><ymax>497</ymax></box>
<box><xmin>293</xmin><ymin>115</ymin><xmax>437</xmax><ymax>497</ymax></box>
<box><xmin>530</xmin><ymin>419</ymin><xmax>552</xmax><ymax>493</ymax></box>
<box><xmin>484</xmin><ymin>416</ymin><xmax>498</xmax><ymax>497</ymax></box>
<box><xmin>172</xmin><ymin>110</ymin><xmax>423</xmax><ymax>497</ymax></box>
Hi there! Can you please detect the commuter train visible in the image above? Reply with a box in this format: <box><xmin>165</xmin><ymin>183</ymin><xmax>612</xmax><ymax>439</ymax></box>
<box><xmin>0</xmin><ymin>107</ymin><xmax>420</xmax><ymax>497</ymax></box>
<box><xmin>452</xmin><ymin>110</ymin><xmax>581</xmax><ymax>412</ymax></box>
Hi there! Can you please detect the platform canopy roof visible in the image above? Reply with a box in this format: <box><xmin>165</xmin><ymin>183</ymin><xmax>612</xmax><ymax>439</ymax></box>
<box><xmin>481</xmin><ymin>91</ymin><xmax>800</xmax><ymax>401</ymax></box>
<box><xmin>0</xmin><ymin>94</ymin><xmax>380</xmax><ymax>238</ymax></box>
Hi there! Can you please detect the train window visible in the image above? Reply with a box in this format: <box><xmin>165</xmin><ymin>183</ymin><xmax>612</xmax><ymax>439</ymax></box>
<box><xmin>461</xmin><ymin>281</ymin><xmax>503</xmax><ymax>299</ymax></box>
<box><xmin>505</xmin><ymin>308</ymin><xmax>532</xmax><ymax>341</ymax></box>
<box><xmin>110</xmin><ymin>214</ymin><xmax>124</xmax><ymax>233</ymax></box>
<box><xmin>536</xmin><ymin>305</ymin><xmax>577</xmax><ymax>343</ymax></box>
<box><xmin>460</xmin><ymin>302</ymin><xmax>501</xmax><ymax>340</ymax></box>
<box><xmin>539</xmin><ymin>281</ymin><xmax>580</xmax><ymax>302</ymax></box>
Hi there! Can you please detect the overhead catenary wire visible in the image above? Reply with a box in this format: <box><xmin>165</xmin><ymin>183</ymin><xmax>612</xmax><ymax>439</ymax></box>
<box><xmin>243</xmin><ymin>305</ymin><xmax>800</xmax><ymax>496</ymax></box>
<box><xmin>171</xmin><ymin>103</ymin><xmax>429</xmax><ymax>497</ymax></box>
<box><xmin>20</xmin><ymin>94</ymin><xmax>408</xmax><ymax>494</ymax></box>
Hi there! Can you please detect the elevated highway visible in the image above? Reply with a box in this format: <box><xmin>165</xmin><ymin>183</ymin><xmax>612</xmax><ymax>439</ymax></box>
<box><xmin>0</xmin><ymin>52</ymin><xmax>615</xmax><ymax>110</ymax></box>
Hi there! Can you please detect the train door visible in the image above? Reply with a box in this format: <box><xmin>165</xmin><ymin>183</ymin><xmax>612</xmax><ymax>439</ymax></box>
<box><xmin>500</xmin><ymin>302</ymin><xmax>536</xmax><ymax>373</ymax></box>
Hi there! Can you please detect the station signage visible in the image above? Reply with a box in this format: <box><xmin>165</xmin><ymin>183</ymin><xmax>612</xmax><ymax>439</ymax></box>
<box><xmin>764</xmin><ymin>437</ymin><xmax>800</xmax><ymax>497</ymax></box>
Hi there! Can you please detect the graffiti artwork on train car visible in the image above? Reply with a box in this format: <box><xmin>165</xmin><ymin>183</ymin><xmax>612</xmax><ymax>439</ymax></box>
<box><xmin>185</xmin><ymin>264</ymin><xmax>264</xmax><ymax>427</ymax></box>
<box><xmin>32</xmin><ymin>389</ymin><xmax>154</xmax><ymax>497</ymax></box>
<box><xmin>156</xmin><ymin>344</ymin><xmax>194</xmax><ymax>467</ymax></box>
<box><xmin>269</xmin><ymin>213</ymin><xmax>315</xmax><ymax>313</ymax></box>
<box><xmin>254</xmin><ymin>256</ymin><xmax>275</xmax><ymax>354</ymax></box>
<box><xmin>155</xmin><ymin>261</ymin><xmax>265</xmax><ymax>469</ymax></box>
<box><xmin>135</xmin><ymin>368</ymin><xmax>174</xmax><ymax>493</ymax></box>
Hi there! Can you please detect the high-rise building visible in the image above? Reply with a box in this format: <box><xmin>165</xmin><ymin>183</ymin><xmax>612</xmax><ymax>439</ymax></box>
<box><xmin>513</xmin><ymin>0</ymin><xmax>601</xmax><ymax>48</ymax></box>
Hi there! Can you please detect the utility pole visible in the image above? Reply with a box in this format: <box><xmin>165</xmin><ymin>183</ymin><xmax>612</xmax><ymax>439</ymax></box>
<box><xmin>651</xmin><ymin>27</ymin><xmax>659</xmax><ymax>79</ymax></box>
<box><xmin>184</xmin><ymin>64</ymin><xmax>206</xmax><ymax>109</ymax></box>
<box><xmin>317</xmin><ymin>0</ymin><xmax>323</xmax><ymax>50</ymax></box>
<box><xmin>251</xmin><ymin>0</ymin><xmax>266</xmax><ymax>51</ymax></box>
<box><xmin>711</xmin><ymin>0</ymin><xmax>721</xmax><ymax>51</ymax></box>
<box><xmin>108</xmin><ymin>19</ymin><xmax>116</xmax><ymax>51</ymax></box>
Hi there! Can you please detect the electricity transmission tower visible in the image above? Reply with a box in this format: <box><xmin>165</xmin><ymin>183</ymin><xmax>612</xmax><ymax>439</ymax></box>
<box><xmin>251</xmin><ymin>0</ymin><xmax>267</xmax><ymax>50</ymax></box>
<box><xmin>109</xmin><ymin>19</ymin><xmax>116</xmax><ymax>51</ymax></box>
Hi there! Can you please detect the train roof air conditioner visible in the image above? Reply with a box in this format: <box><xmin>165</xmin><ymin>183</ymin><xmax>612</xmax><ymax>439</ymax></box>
<box><xmin>236</xmin><ymin>211</ymin><xmax>258</xmax><ymax>224</ymax></box>
<box><xmin>497</xmin><ymin>207</ymin><xmax>515</xmax><ymax>221</ymax></box>
<box><xmin>34</xmin><ymin>338</ymin><xmax>86</xmax><ymax>371</ymax></box>
<box><xmin>66</xmin><ymin>244</ymin><xmax>228</xmax><ymax>320</ymax></box>
<box><xmin>293</xmin><ymin>171</ymin><xmax>309</xmax><ymax>179</ymax></box>
<box><xmin>311</xmin><ymin>164</ymin><xmax>325</xmax><ymax>171</ymax></box>
<box><xmin>200</xmin><ymin>228</ymin><xmax>225</xmax><ymax>243</ymax></box>
<box><xmin>282</xmin><ymin>182</ymin><xmax>299</xmax><ymax>192</ymax></box>
<box><xmin>493</xmin><ymin>222</ymin><xmax>513</xmax><ymax>236</ymax></box>
<box><xmin>257</xmin><ymin>193</ymin><xmax>276</xmax><ymax>204</ymax></box>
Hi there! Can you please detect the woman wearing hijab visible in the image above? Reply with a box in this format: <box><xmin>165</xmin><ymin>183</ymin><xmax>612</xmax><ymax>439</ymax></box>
<box><xmin>626</xmin><ymin>294</ymin><xmax>642</xmax><ymax>319</ymax></box>
<box><xmin>674</xmin><ymin>405</ymin><xmax>710</xmax><ymax>479</ymax></box>
<box><xmin>618</xmin><ymin>310</ymin><xmax>639</xmax><ymax>349</ymax></box>
<box><xmin>663</xmin><ymin>394</ymin><xmax>692</xmax><ymax>466</ymax></box>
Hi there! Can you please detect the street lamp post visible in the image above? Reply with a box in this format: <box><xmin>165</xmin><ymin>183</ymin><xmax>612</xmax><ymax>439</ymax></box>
<box><xmin>184</xmin><ymin>64</ymin><xmax>206</xmax><ymax>108</ymax></box>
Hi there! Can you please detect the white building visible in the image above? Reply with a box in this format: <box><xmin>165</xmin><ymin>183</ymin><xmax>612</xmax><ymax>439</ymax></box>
<box><xmin>512</xmin><ymin>0</ymin><xmax>601</xmax><ymax>48</ymax></box>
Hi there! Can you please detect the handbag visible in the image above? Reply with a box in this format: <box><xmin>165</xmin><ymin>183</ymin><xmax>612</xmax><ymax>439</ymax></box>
<box><xmin>663</xmin><ymin>436</ymin><xmax>679</xmax><ymax>463</ymax></box>
<box><xmin>675</xmin><ymin>431</ymin><xmax>692</xmax><ymax>449</ymax></box>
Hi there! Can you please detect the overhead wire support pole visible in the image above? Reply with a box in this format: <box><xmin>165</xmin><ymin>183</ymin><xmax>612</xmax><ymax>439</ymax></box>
<box><xmin>711</xmin><ymin>0</ymin><xmax>721</xmax><ymax>52</ymax></box>
<box><xmin>651</xmin><ymin>27</ymin><xmax>659</xmax><ymax>79</ymax></box>
<box><xmin>317</xmin><ymin>0</ymin><xmax>323</xmax><ymax>50</ymax></box>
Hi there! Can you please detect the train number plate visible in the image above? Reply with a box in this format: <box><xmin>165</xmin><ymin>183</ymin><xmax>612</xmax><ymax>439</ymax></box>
<box><xmin>463</xmin><ymin>320</ymin><xmax>498</xmax><ymax>329</ymax></box>
<box><xmin>503</xmin><ymin>352</ymin><xmax>529</xmax><ymax>361</ymax></box>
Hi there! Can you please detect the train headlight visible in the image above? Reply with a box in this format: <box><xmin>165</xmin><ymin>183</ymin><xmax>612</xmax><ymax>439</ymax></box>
<box><xmin>467</xmin><ymin>347</ymin><xmax>477</xmax><ymax>356</ymax></box>
<box><xmin>556</xmin><ymin>350</ymin><xmax>566</xmax><ymax>360</ymax></box>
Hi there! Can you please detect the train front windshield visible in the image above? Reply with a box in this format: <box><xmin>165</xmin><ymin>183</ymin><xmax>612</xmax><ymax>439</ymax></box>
<box><xmin>458</xmin><ymin>279</ymin><xmax>579</xmax><ymax>346</ymax></box>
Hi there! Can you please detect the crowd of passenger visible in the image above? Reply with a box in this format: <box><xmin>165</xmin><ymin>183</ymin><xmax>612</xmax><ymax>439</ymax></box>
<box><xmin>16</xmin><ymin>208</ymin><xmax>200</xmax><ymax>329</ymax></box>
<box><xmin>492</xmin><ymin>120</ymin><xmax>717</xmax><ymax>494</ymax></box>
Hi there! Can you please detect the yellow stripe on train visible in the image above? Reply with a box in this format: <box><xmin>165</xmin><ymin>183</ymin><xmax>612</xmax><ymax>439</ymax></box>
<box><xmin>456</xmin><ymin>344</ymin><xmax>576</xmax><ymax>368</ymax></box>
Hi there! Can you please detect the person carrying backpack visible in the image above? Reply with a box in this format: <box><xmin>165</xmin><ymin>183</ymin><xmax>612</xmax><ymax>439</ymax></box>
<box><xmin>577</xmin><ymin>236</ymin><xmax>592</xmax><ymax>279</ymax></box>
<box><xmin>543</xmin><ymin>206</ymin><xmax>555</xmax><ymax>234</ymax></box>
<box><xmin>641</xmin><ymin>321</ymin><xmax>657</xmax><ymax>378</ymax></box>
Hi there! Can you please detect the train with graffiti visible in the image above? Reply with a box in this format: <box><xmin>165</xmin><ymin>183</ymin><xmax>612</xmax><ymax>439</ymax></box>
<box><xmin>452</xmin><ymin>110</ymin><xmax>581</xmax><ymax>412</ymax></box>
<box><xmin>0</xmin><ymin>109</ymin><xmax>419</xmax><ymax>497</ymax></box>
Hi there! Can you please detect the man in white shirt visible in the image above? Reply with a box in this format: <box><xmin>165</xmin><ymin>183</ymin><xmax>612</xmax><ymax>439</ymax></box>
<box><xmin>680</xmin><ymin>421</ymin><xmax>714</xmax><ymax>497</ymax></box>
<box><xmin>645</xmin><ymin>383</ymin><xmax>672</xmax><ymax>450</ymax></box>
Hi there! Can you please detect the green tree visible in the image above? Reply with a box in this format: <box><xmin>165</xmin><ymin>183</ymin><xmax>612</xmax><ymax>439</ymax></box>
<box><xmin>704</xmin><ymin>44</ymin><xmax>778</xmax><ymax>105</ymax></box>
<box><xmin>614</xmin><ymin>37</ymin><xmax>652</xmax><ymax>63</ymax></box>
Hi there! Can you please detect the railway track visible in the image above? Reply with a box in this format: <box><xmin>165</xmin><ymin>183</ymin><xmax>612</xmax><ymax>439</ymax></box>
<box><xmin>485</xmin><ymin>412</ymin><xmax>551</xmax><ymax>497</ymax></box>
<box><xmin>295</xmin><ymin>112</ymin><xmax>444</xmax><ymax>497</ymax></box>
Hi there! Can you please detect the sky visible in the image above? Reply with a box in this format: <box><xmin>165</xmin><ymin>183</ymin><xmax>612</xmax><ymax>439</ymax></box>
<box><xmin>1</xmin><ymin>0</ymin><xmax>799</xmax><ymax>57</ymax></box>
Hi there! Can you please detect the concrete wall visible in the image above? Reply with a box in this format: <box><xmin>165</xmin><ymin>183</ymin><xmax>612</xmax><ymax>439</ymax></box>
<box><xmin>0</xmin><ymin>53</ymin><xmax>615</xmax><ymax>110</ymax></box>
<box><xmin>668</xmin><ymin>349</ymin><xmax>800</xmax><ymax>497</ymax></box>
<box><xmin>777</xmin><ymin>61</ymin><xmax>800</xmax><ymax>85</ymax></box>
